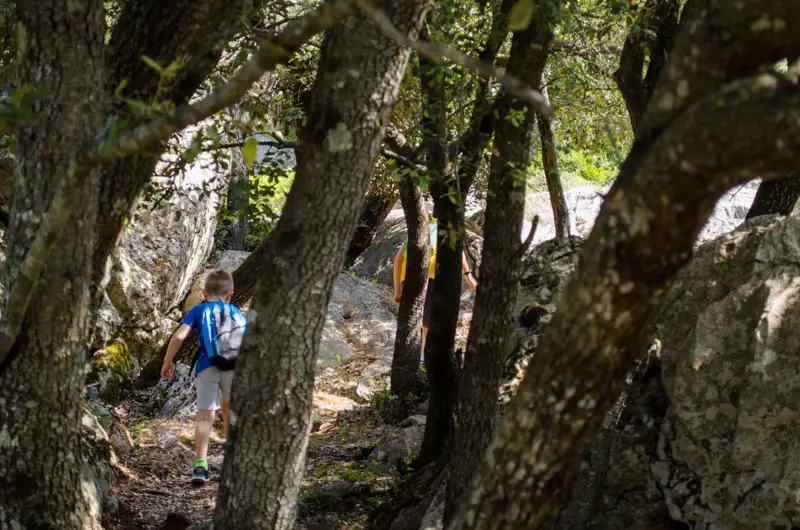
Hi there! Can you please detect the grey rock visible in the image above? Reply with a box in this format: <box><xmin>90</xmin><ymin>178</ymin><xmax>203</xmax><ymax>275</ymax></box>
<box><xmin>419</xmin><ymin>482</ymin><xmax>445</xmax><ymax>530</ymax></box>
<box><xmin>652</xmin><ymin>215</ymin><xmax>800</xmax><ymax>529</ymax></box>
<box><xmin>368</xmin><ymin>423</ymin><xmax>425</xmax><ymax>471</ymax></box>
<box><xmin>356</xmin><ymin>359</ymin><xmax>392</xmax><ymax>401</ymax></box>
<box><xmin>81</xmin><ymin>407</ymin><xmax>119</xmax><ymax>528</ymax></box>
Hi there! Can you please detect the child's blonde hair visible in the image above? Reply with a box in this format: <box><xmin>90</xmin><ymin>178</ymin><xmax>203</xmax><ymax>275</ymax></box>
<box><xmin>204</xmin><ymin>269</ymin><xmax>234</xmax><ymax>297</ymax></box>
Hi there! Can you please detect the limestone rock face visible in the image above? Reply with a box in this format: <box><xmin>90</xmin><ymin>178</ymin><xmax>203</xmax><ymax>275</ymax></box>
<box><xmin>653</xmin><ymin>216</ymin><xmax>800</xmax><ymax>529</ymax></box>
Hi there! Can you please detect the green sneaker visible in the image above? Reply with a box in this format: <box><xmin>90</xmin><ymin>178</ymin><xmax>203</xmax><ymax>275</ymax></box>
<box><xmin>191</xmin><ymin>459</ymin><xmax>209</xmax><ymax>484</ymax></box>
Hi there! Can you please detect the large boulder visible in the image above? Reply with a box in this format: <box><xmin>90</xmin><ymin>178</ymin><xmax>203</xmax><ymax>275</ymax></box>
<box><xmin>651</xmin><ymin>215</ymin><xmax>800</xmax><ymax>529</ymax></box>
<box><xmin>81</xmin><ymin>407</ymin><xmax>120</xmax><ymax>528</ymax></box>
<box><xmin>560</xmin><ymin>215</ymin><xmax>800</xmax><ymax>530</ymax></box>
<box><xmin>99</xmin><ymin>130</ymin><xmax>227</xmax><ymax>362</ymax></box>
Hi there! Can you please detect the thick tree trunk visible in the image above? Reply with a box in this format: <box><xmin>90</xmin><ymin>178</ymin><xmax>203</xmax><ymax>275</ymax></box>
<box><xmin>345</xmin><ymin>186</ymin><xmax>399</xmax><ymax>267</ymax></box>
<box><xmin>746</xmin><ymin>175</ymin><xmax>800</xmax><ymax>219</ymax></box>
<box><xmin>91</xmin><ymin>0</ymin><xmax>251</xmax><ymax>289</ymax></box>
<box><xmin>391</xmin><ymin>175</ymin><xmax>429</xmax><ymax>407</ymax></box>
<box><xmin>212</xmin><ymin>1</ymin><xmax>430</xmax><ymax>528</ymax></box>
<box><xmin>448</xmin><ymin>2</ymin><xmax>800</xmax><ymax>527</ymax></box>
<box><xmin>537</xmin><ymin>83</ymin><xmax>569</xmax><ymax>240</ymax></box>
<box><xmin>445</xmin><ymin>4</ymin><xmax>555</xmax><ymax>522</ymax></box>
<box><xmin>0</xmin><ymin>2</ymin><xmax>106</xmax><ymax>528</ymax></box>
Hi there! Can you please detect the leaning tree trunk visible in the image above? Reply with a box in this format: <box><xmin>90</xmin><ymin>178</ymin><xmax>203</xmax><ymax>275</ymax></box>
<box><xmin>212</xmin><ymin>1</ymin><xmax>431</xmax><ymax>528</ymax></box>
<box><xmin>444</xmin><ymin>3</ymin><xmax>556</xmax><ymax>522</ymax></box>
<box><xmin>345</xmin><ymin>185</ymin><xmax>399</xmax><ymax>267</ymax></box>
<box><xmin>447</xmin><ymin>1</ymin><xmax>800</xmax><ymax>527</ymax></box>
<box><xmin>0</xmin><ymin>2</ymin><xmax>106</xmax><ymax>528</ymax></box>
<box><xmin>537</xmin><ymin>82</ymin><xmax>570</xmax><ymax>240</ymax></box>
<box><xmin>390</xmin><ymin>173</ymin><xmax>430</xmax><ymax>408</ymax></box>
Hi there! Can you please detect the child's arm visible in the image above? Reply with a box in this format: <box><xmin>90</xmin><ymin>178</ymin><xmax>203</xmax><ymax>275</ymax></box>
<box><xmin>161</xmin><ymin>324</ymin><xmax>192</xmax><ymax>379</ymax></box>
<box><xmin>393</xmin><ymin>245</ymin><xmax>405</xmax><ymax>304</ymax></box>
<box><xmin>462</xmin><ymin>250</ymin><xmax>477</xmax><ymax>292</ymax></box>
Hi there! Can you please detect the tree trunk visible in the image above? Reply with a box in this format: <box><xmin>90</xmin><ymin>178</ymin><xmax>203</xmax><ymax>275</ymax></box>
<box><xmin>227</xmin><ymin>148</ymin><xmax>250</xmax><ymax>250</ymax></box>
<box><xmin>537</xmin><ymin>82</ymin><xmax>569</xmax><ymax>240</ymax></box>
<box><xmin>746</xmin><ymin>175</ymin><xmax>800</xmax><ymax>219</ymax></box>
<box><xmin>391</xmin><ymin>174</ymin><xmax>429</xmax><ymax>407</ymax></box>
<box><xmin>0</xmin><ymin>2</ymin><xmax>106</xmax><ymax>528</ymax></box>
<box><xmin>91</xmin><ymin>0</ymin><xmax>251</xmax><ymax>289</ymax></box>
<box><xmin>416</xmin><ymin>0</ymin><xmax>513</xmax><ymax>465</ymax></box>
<box><xmin>416</xmin><ymin>51</ymin><xmax>461</xmax><ymax>467</ymax></box>
<box><xmin>613</xmin><ymin>0</ymin><xmax>681</xmax><ymax>135</ymax></box>
<box><xmin>448</xmin><ymin>2</ymin><xmax>800</xmax><ymax>527</ymax></box>
<box><xmin>345</xmin><ymin>186</ymin><xmax>399</xmax><ymax>267</ymax></box>
<box><xmin>212</xmin><ymin>1</ymin><xmax>431</xmax><ymax>527</ymax></box>
<box><xmin>445</xmin><ymin>3</ymin><xmax>555</xmax><ymax>521</ymax></box>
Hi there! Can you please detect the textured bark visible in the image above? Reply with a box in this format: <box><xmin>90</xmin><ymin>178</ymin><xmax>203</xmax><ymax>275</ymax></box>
<box><xmin>746</xmin><ymin>175</ymin><xmax>800</xmax><ymax>219</ymax></box>
<box><xmin>390</xmin><ymin>175</ymin><xmax>429</xmax><ymax>406</ymax></box>
<box><xmin>91</xmin><ymin>0</ymin><xmax>251</xmax><ymax>289</ymax></box>
<box><xmin>445</xmin><ymin>4</ymin><xmax>555</xmax><ymax>522</ymax></box>
<box><xmin>0</xmin><ymin>1</ymin><xmax>106</xmax><ymax>528</ymax></box>
<box><xmin>345</xmin><ymin>185</ymin><xmax>399</xmax><ymax>267</ymax></box>
<box><xmin>613</xmin><ymin>0</ymin><xmax>681</xmax><ymax>135</ymax></box>
<box><xmin>537</xmin><ymin>83</ymin><xmax>569</xmax><ymax>240</ymax></box>
<box><xmin>447</xmin><ymin>2</ymin><xmax>800</xmax><ymax>527</ymax></box>
<box><xmin>212</xmin><ymin>1</ymin><xmax>431</xmax><ymax>527</ymax></box>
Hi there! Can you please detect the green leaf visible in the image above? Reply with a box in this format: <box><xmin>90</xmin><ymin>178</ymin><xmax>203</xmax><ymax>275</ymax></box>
<box><xmin>508</xmin><ymin>0</ymin><xmax>536</xmax><ymax>31</ymax></box>
<box><xmin>141</xmin><ymin>55</ymin><xmax>163</xmax><ymax>74</ymax></box>
<box><xmin>114</xmin><ymin>79</ymin><xmax>128</xmax><ymax>98</ymax></box>
<box><xmin>243</xmin><ymin>137</ymin><xmax>258</xmax><ymax>168</ymax></box>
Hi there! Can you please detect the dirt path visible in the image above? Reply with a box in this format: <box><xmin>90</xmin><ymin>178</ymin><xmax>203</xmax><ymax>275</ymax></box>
<box><xmin>104</xmin><ymin>355</ymin><xmax>394</xmax><ymax>530</ymax></box>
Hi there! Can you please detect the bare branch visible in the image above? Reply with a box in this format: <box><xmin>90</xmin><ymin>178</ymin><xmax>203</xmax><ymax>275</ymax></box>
<box><xmin>360</xmin><ymin>1</ymin><xmax>552</xmax><ymax>117</ymax></box>
<box><xmin>551</xmin><ymin>38</ymin><xmax>622</xmax><ymax>57</ymax></box>
<box><xmin>0</xmin><ymin>0</ymin><xmax>359</xmax><ymax>366</ymax></box>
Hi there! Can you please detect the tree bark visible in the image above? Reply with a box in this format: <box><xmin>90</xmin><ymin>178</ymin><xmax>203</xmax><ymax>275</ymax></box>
<box><xmin>445</xmin><ymin>3</ymin><xmax>555</xmax><ymax>521</ymax></box>
<box><xmin>448</xmin><ymin>2</ymin><xmax>800</xmax><ymax>527</ymax></box>
<box><xmin>0</xmin><ymin>2</ymin><xmax>106</xmax><ymax>528</ymax></box>
<box><xmin>746</xmin><ymin>175</ymin><xmax>800</xmax><ymax>219</ymax></box>
<box><xmin>613</xmin><ymin>0</ymin><xmax>681</xmax><ymax>136</ymax></box>
<box><xmin>212</xmin><ymin>1</ymin><xmax>431</xmax><ymax>527</ymax></box>
<box><xmin>344</xmin><ymin>185</ymin><xmax>399</xmax><ymax>267</ymax></box>
<box><xmin>391</xmin><ymin>174</ymin><xmax>429</xmax><ymax>406</ymax></box>
<box><xmin>537</xmin><ymin>82</ymin><xmax>569</xmax><ymax>240</ymax></box>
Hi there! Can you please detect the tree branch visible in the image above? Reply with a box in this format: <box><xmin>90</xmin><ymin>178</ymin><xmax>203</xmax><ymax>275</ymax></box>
<box><xmin>0</xmin><ymin>0</ymin><xmax>360</xmax><ymax>366</ymax></box>
<box><xmin>360</xmin><ymin>0</ymin><xmax>552</xmax><ymax>117</ymax></box>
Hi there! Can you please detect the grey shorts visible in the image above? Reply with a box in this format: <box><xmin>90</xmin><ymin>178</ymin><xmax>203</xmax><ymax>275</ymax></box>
<box><xmin>195</xmin><ymin>367</ymin><xmax>233</xmax><ymax>411</ymax></box>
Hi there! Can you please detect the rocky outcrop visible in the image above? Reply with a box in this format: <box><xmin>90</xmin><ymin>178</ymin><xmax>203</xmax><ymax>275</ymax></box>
<box><xmin>560</xmin><ymin>215</ymin><xmax>800</xmax><ymax>530</ymax></box>
<box><xmin>81</xmin><ymin>407</ymin><xmax>121</xmax><ymax>529</ymax></box>
<box><xmin>652</xmin><ymin>215</ymin><xmax>800</xmax><ymax>529</ymax></box>
<box><xmin>368</xmin><ymin>415</ymin><xmax>426</xmax><ymax>471</ymax></box>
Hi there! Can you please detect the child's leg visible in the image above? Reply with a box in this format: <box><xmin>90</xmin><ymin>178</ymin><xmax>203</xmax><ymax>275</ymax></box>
<box><xmin>219</xmin><ymin>371</ymin><xmax>234</xmax><ymax>441</ymax></box>
<box><xmin>195</xmin><ymin>410</ymin><xmax>215</xmax><ymax>461</ymax></box>
<box><xmin>195</xmin><ymin>368</ymin><xmax>223</xmax><ymax>464</ymax></box>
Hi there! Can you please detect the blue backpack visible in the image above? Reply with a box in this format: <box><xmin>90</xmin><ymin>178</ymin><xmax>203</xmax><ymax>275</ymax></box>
<box><xmin>198</xmin><ymin>301</ymin><xmax>248</xmax><ymax>371</ymax></box>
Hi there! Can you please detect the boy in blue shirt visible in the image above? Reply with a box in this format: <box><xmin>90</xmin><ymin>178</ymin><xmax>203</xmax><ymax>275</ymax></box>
<box><xmin>160</xmin><ymin>269</ymin><xmax>247</xmax><ymax>484</ymax></box>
